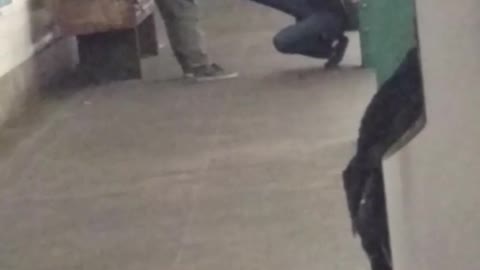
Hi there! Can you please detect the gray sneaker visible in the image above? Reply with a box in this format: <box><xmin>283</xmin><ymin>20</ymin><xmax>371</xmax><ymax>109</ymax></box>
<box><xmin>184</xmin><ymin>64</ymin><xmax>238</xmax><ymax>82</ymax></box>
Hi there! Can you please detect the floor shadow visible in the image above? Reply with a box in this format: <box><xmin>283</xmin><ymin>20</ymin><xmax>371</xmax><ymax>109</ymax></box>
<box><xmin>261</xmin><ymin>64</ymin><xmax>364</xmax><ymax>83</ymax></box>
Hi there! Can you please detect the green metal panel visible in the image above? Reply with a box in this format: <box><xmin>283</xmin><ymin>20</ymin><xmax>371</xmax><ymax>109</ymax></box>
<box><xmin>359</xmin><ymin>0</ymin><xmax>417</xmax><ymax>83</ymax></box>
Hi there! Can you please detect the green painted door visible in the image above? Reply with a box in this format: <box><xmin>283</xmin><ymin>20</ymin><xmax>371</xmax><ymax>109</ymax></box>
<box><xmin>358</xmin><ymin>0</ymin><xmax>417</xmax><ymax>83</ymax></box>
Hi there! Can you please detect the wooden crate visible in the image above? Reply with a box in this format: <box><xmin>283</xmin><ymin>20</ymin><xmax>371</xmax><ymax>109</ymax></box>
<box><xmin>52</xmin><ymin>0</ymin><xmax>155</xmax><ymax>35</ymax></box>
<box><xmin>50</xmin><ymin>0</ymin><xmax>159</xmax><ymax>81</ymax></box>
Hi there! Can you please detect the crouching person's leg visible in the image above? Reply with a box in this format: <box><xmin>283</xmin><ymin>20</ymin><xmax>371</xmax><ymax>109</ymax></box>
<box><xmin>273</xmin><ymin>18</ymin><xmax>331</xmax><ymax>58</ymax></box>
<box><xmin>272</xmin><ymin>12</ymin><xmax>348</xmax><ymax>66</ymax></box>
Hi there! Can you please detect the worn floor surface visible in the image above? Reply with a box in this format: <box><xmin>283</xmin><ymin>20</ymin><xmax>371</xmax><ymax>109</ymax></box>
<box><xmin>0</xmin><ymin>1</ymin><xmax>375</xmax><ymax>269</ymax></box>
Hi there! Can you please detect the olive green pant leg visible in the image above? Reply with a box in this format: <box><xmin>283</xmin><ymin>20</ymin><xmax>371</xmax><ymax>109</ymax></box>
<box><xmin>155</xmin><ymin>0</ymin><xmax>210</xmax><ymax>71</ymax></box>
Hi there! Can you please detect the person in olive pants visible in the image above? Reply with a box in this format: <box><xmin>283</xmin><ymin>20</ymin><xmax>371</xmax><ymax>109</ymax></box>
<box><xmin>154</xmin><ymin>0</ymin><xmax>238</xmax><ymax>81</ymax></box>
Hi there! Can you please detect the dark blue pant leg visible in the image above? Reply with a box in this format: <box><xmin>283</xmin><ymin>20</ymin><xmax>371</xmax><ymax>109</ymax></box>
<box><xmin>272</xmin><ymin>11</ymin><xmax>343</xmax><ymax>59</ymax></box>
<box><xmin>273</xmin><ymin>12</ymin><xmax>342</xmax><ymax>58</ymax></box>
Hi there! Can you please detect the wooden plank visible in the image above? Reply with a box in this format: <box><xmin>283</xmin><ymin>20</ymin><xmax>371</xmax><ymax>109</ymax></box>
<box><xmin>52</xmin><ymin>0</ymin><xmax>155</xmax><ymax>35</ymax></box>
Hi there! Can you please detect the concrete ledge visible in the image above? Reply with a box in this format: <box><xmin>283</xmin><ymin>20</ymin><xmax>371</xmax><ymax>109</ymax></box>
<box><xmin>0</xmin><ymin>36</ymin><xmax>78</xmax><ymax>127</ymax></box>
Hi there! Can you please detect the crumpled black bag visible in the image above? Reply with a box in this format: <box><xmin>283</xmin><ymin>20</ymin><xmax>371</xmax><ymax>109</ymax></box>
<box><xmin>343</xmin><ymin>47</ymin><xmax>425</xmax><ymax>270</ymax></box>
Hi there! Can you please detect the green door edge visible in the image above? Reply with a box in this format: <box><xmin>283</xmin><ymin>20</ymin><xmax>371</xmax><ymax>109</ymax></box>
<box><xmin>358</xmin><ymin>0</ymin><xmax>417</xmax><ymax>84</ymax></box>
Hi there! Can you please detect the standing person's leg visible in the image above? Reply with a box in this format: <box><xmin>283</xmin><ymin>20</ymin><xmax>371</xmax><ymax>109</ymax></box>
<box><xmin>155</xmin><ymin>0</ymin><xmax>237</xmax><ymax>81</ymax></box>
<box><xmin>155</xmin><ymin>0</ymin><xmax>208</xmax><ymax>71</ymax></box>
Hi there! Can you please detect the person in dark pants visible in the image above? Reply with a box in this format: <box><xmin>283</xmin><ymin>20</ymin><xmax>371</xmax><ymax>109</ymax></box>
<box><xmin>250</xmin><ymin>0</ymin><xmax>350</xmax><ymax>68</ymax></box>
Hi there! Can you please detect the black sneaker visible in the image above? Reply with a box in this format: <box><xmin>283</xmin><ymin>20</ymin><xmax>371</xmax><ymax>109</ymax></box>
<box><xmin>184</xmin><ymin>64</ymin><xmax>238</xmax><ymax>82</ymax></box>
<box><xmin>325</xmin><ymin>35</ymin><xmax>349</xmax><ymax>69</ymax></box>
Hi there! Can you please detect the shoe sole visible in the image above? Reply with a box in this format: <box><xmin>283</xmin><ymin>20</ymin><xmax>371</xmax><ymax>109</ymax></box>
<box><xmin>185</xmin><ymin>72</ymin><xmax>239</xmax><ymax>82</ymax></box>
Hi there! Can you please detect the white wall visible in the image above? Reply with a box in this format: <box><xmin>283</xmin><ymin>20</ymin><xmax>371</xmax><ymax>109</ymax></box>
<box><xmin>0</xmin><ymin>0</ymin><xmax>56</xmax><ymax>77</ymax></box>
<box><xmin>383</xmin><ymin>0</ymin><xmax>480</xmax><ymax>269</ymax></box>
